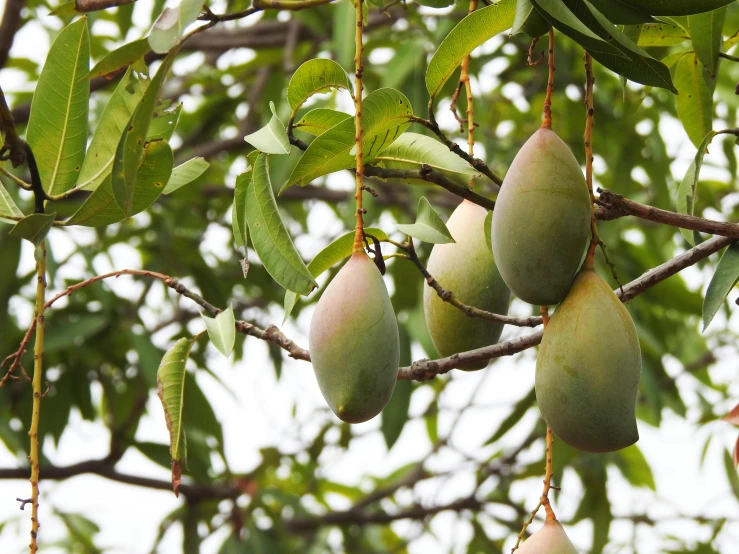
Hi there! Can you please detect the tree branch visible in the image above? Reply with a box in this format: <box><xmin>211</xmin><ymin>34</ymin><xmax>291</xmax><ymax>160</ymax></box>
<box><xmin>0</xmin><ymin>0</ymin><xmax>23</xmax><ymax>71</ymax></box>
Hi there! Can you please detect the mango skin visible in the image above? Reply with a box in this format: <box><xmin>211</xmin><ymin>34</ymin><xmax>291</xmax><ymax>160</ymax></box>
<box><xmin>309</xmin><ymin>251</ymin><xmax>400</xmax><ymax>423</ymax></box>
<box><xmin>536</xmin><ymin>268</ymin><xmax>642</xmax><ymax>453</ymax></box>
<box><xmin>424</xmin><ymin>200</ymin><xmax>511</xmax><ymax>370</ymax></box>
<box><xmin>518</xmin><ymin>520</ymin><xmax>578</xmax><ymax>554</ymax></box>
<box><xmin>492</xmin><ymin>127</ymin><xmax>591</xmax><ymax>306</ymax></box>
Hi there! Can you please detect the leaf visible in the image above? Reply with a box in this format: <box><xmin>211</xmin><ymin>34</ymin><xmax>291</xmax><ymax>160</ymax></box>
<box><xmin>415</xmin><ymin>0</ymin><xmax>454</xmax><ymax>7</ymax></box>
<box><xmin>426</xmin><ymin>0</ymin><xmax>517</xmax><ymax>99</ymax></box>
<box><xmin>586</xmin><ymin>0</ymin><xmax>653</xmax><ymax>24</ymax></box>
<box><xmin>282</xmin><ymin>227</ymin><xmax>389</xmax><ymax>322</ymax></box>
<box><xmin>26</xmin><ymin>18</ymin><xmax>90</xmax><ymax>197</ymax></box>
<box><xmin>284</xmin><ymin>88</ymin><xmax>413</xmax><ymax>189</ymax></box>
<box><xmin>87</xmin><ymin>39</ymin><xmax>150</xmax><ymax>79</ymax></box>
<box><xmin>202</xmin><ymin>306</ymin><xmax>236</xmax><ymax>358</ymax></box>
<box><xmin>148</xmin><ymin>0</ymin><xmax>202</xmax><ymax>54</ymax></box>
<box><xmin>67</xmin><ymin>140</ymin><xmax>173</xmax><ymax>226</ymax></box>
<box><xmin>162</xmin><ymin>158</ymin><xmax>209</xmax><ymax>194</ymax></box>
<box><xmin>688</xmin><ymin>7</ymin><xmax>726</xmax><ymax>77</ymax></box>
<box><xmin>723</xmin><ymin>449</ymin><xmax>739</xmax><ymax>501</ymax></box>
<box><xmin>287</xmin><ymin>58</ymin><xmax>352</xmax><ymax>114</ymax></box>
<box><xmin>112</xmin><ymin>48</ymin><xmax>177</xmax><ymax>218</ymax></box>
<box><xmin>0</xmin><ymin>181</ymin><xmax>22</xmax><ymax>219</ymax></box>
<box><xmin>675</xmin><ymin>53</ymin><xmax>714</xmax><ymax>148</ymax></box>
<box><xmin>374</xmin><ymin>132</ymin><xmax>478</xmax><ymax>186</ymax></box>
<box><xmin>613</xmin><ymin>445</ymin><xmax>656</xmax><ymax>490</ymax></box>
<box><xmin>9</xmin><ymin>213</ymin><xmax>56</xmax><ymax>245</ymax></box>
<box><xmin>676</xmin><ymin>130</ymin><xmax>716</xmax><ymax>245</ymax></box>
<box><xmin>244</xmin><ymin>101</ymin><xmax>291</xmax><ymax>155</ymax></box>
<box><xmin>702</xmin><ymin>243</ymin><xmax>739</xmax><ymax>331</ymax></box>
<box><xmin>147</xmin><ymin>103</ymin><xmax>182</xmax><ymax>142</ymax></box>
<box><xmin>246</xmin><ymin>154</ymin><xmax>317</xmax><ymax>295</ymax></box>
<box><xmin>722</xmin><ymin>403</ymin><xmax>739</xmax><ymax>426</ymax></box>
<box><xmin>636</xmin><ymin>22</ymin><xmax>690</xmax><ymax>47</ymax></box>
<box><xmin>395</xmin><ymin>197</ymin><xmax>455</xmax><ymax>244</ymax></box>
<box><xmin>512</xmin><ymin>0</ymin><xmax>538</xmax><ymax>35</ymax></box>
<box><xmin>613</xmin><ymin>0</ymin><xmax>735</xmax><ymax>17</ymax></box>
<box><xmin>75</xmin><ymin>68</ymin><xmax>148</xmax><ymax>192</ymax></box>
<box><xmin>293</xmin><ymin>108</ymin><xmax>352</xmax><ymax>136</ymax></box>
<box><xmin>483</xmin><ymin>388</ymin><xmax>536</xmax><ymax>445</ymax></box>
<box><xmin>483</xmin><ymin>210</ymin><xmax>493</xmax><ymax>253</ymax></box>
<box><xmin>382</xmin><ymin>380</ymin><xmax>412</xmax><ymax>450</ymax></box>
<box><xmin>156</xmin><ymin>336</ymin><xmax>195</xmax><ymax>496</ymax></box>
<box><xmin>332</xmin><ymin>0</ymin><xmax>355</xmax><ymax>72</ymax></box>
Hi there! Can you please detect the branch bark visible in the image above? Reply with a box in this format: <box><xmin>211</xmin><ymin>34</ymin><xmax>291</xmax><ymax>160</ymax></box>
<box><xmin>0</xmin><ymin>0</ymin><xmax>23</xmax><ymax>71</ymax></box>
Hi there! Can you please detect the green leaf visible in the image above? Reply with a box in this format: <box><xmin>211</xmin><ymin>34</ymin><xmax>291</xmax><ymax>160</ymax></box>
<box><xmin>512</xmin><ymin>0</ymin><xmax>537</xmax><ymax>35</ymax></box>
<box><xmin>676</xmin><ymin>130</ymin><xmax>717</xmax><ymax>245</ymax></box>
<box><xmin>374</xmin><ymin>132</ymin><xmax>478</xmax><ymax>186</ymax></box>
<box><xmin>613</xmin><ymin>445</ymin><xmax>656</xmax><ymax>490</ymax></box>
<box><xmin>9</xmin><ymin>213</ymin><xmax>56</xmax><ymax>245</ymax></box>
<box><xmin>87</xmin><ymin>39</ymin><xmax>150</xmax><ymax>79</ymax></box>
<box><xmin>26</xmin><ymin>18</ymin><xmax>90</xmax><ymax>197</ymax></box>
<box><xmin>723</xmin><ymin>449</ymin><xmax>739</xmax><ymax>501</ymax></box>
<box><xmin>382</xmin><ymin>379</ymin><xmax>412</xmax><ymax>450</ymax></box>
<box><xmin>586</xmin><ymin>0</ymin><xmax>653</xmax><ymax>24</ymax></box>
<box><xmin>112</xmin><ymin>48</ymin><xmax>177</xmax><ymax>218</ymax></box>
<box><xmin>415</xmin><ymin>0</ymin><xmax>454</xmax><ymax>7</ymax></box>
<box><xmin>282</xmin><ymin>227</ymin><xmax>389</xmax><ymax>321</ymax></box>
<box><xmin>287</xmin><ymin>58</ymin><xmax>352</xmax><ymax>114</ymax></box>
<box><xmin>483</xmin><ymin>388</ymin><xmax>536</xmax><ymax>445</ymax></box>
<box><xmin>156</xmin><ymin>336</ymin><xmax>195</xmax><ymax>494</ymax></box>
<box><xmin>688</xmin><ymin>7</ymin><xmax>726</xmax><ymax>77</ymax></box>
<box><xmin>0</xmin><ymin>181</ymin><xmax>22</xmax><ymax>219</ymax></box>
<box><xmin>702</xmin><ymin>243</ymin><xmax>739</xmax><ymax>331</ymax></box>
<box><xmin>483</xmin><ymin>210</ymin><xmax>493</xmax><ymax>253</ymax></box>
<box><xmin>426</xmin><ymin>0</ymin><xmax>517</xmax><ymax>99</ymax></box>
<box><xmin>147</xmin><ymin>103</ymin><xmax>182</xmax><ymax>142</ymax></box>
<box><xmin>49</xmin><ymin>1</ymin><xmax>78</xmax><ymax>16</ymax></box>
<box><xmin>675</xmin><ymin>53</ymin><xmax>714</xmax><ymax>148</ymax></box>
<box><xmin>612</xmin><ymin>0</ymin><xmax>735</xmax><ymax>17</ymax></box>
<box><xmin>67</xmin><ymin>140</ymin><xmax>173</xmax><ymax>226</ymax></box>
<box><xmin>162</xmin><ymin>158</ymin><xmax>209</xmax><ymax>195</ymax></box>
<box><xmin>636</xmin><ymin>22</ymin><xmax>690</xmax><ymax>47</ymax></box>
<box><xmin>246</xmin><ymin>154</ymin><xmax>317</xmax><ymax>295</ymax></box>
<box><xmin>284</xmin><ymin>88</ymin><xmax>412</xmax><ymax>189</ymax></box>
<box><xmin>244</xmin><ymin>101</ymin><xmax>291</xmax><ymax>155</ymax></box>
<box><xmin>75</xmin><ymin>68</ymin><xmax>148</xmax><ymax>192</ymax></box>
<box><xmin>293</xmin><ymin>108</ymin><xmax>352</xmax><ymax>136</ymax></box>
<box><xmin>395</xmin><ymin>196</ymin><xmax>455</xmax><ymax>244</ymax></box>
<box><xmin>332</xmin><ymin>0</ymin><xmax>356</xmax><ymax>71</ymax></box>
<box><xmin>202</xmin><ymin>306</ymin><xmax>236</xmax><ymax>358</ymax></box>
<box><xmin>148</xmin><ymin>0</ymin><xmax>202</xmax><ymax>54</ymax></box>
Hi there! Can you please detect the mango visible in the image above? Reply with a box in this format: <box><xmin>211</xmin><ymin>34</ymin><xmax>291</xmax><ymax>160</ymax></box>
<box><xmin>424</xmin><ymin>200</ymin><xmax>510</xmax><ymax>370</ymax></box>
<box><xmin>309</xmin><ymin>251</ymin><xmax>399</xmax><ymax>423</ymax></box>
<box><xmin>518</xmin><ymin>520</ymin><xmax>578</xmax><ymax>554</ymax></box>
<box><xmin>491</xmin><ymin>127</ymin><xmax>591</xmax><ymax>306</ymax></box>
<box><xmin>535</xmin><ymin>267</ymin><xmax>641</xmax><ymax>453</ymax></box>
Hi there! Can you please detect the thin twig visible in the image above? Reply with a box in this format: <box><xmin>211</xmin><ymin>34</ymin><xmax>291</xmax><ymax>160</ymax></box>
<box><xmin>352</xmin><ymin>0</ymin><xmax>366</xmax><ymax>252</ymax></box>
<box><xmin>541</xmin><ymin>28</ymin><xmax>554</xmax><ymax>128</ymax></box>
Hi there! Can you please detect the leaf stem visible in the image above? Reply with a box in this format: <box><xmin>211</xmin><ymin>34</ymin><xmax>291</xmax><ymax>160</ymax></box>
<box><xmin>352</xmin><ymin>0</ymin><xmax>365</xmax><ymax>252</ymax></box>
<box><xmin>542</xmin><ymin>28</ymin><xmax>554</xmax><ymax>128</ymax></box>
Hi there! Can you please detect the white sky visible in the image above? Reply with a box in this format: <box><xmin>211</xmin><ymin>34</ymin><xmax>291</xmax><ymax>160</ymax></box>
<box><xmin>0</xmin><ymin>1</ymin><xmax>738</xmax><ymax>553</ymax></box>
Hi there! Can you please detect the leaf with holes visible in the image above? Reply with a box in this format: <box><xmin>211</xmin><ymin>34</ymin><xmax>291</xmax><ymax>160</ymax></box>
<box><xmin>284</xmin><ymin>88</ymin><xmax>412</xmax><ymax>190</ymax></box>
<box><xmin>9</xmin><ymin>213</ymin><xmax>56</xmax><ymax>245</ymax></box>
<box><xmin>112</xmin><ymin>48</ymin><xmax>177</xmax><ymax>218</ymax></box>
<box><xmin>156</xmin><ymin>336</ymin><xmax>195</xmax><ymax>497</ymax></box>
<box><xmin>202</xmin><ymin>306</ymin><xmax>236</xmax><ymax>358</ymax></box>
<box><xmin>148</xmin><ymin>0</ymin><xmax>202</xmax><ymax>54</ymax></box>
<box><xmin>675</xmin><ymin>53</ymin><xmax>713</xmax><ymax>148</ymax></box>
<box><xmin>688</xmin><ymin>7</ymin><xmax>726</xmax><ymax>77</ymax></box>
<box><xmin>26</xmin><ymin>18</ymin><xmax>90</xmax><ymax>197</ymax></box>
<box><xmin>287</xmin><ymin>59</ymin><xmax>352</xmax><ymax>114</ymax></box>
<box><xmin>244</xmin><ymin>101</ymin><xmax>291</xmax><ymax>155</ymax></box>
<box><xmin>426</xmin><ymin>0</ymin><xmax>517</xmax><ymax>99</ymax></box>
<box><xmin>375</xmin><ymin>132</ymin><xmax>478</xmax><ymax>187</ymax></box>
<box><xmin>293</xmin><ymin>109</ymin><xmax>352</xmax><ymax>136</ymax></box>
<box><xmin>702</xmin><ymin>243</ymin><xmax>739</xmax><ymax>331</ymax></box>
<box><xmin>75</xmin><ymin>68</ymin><xmax>148</xmax><ymax>192</ymax></box>
<box><xmin>282</xmin><ymin>227</ymin><xmax>388</xmax><ymax>322</ymax></box>
<box><xmin>162</xmin><ymin>158</ymin><xmax>209</xmax><ymax>195</ymax></box>
<box><xmin>395</xmin><ymin>197</ymin><xmax>455</xmax><ymax>244</ymax></box>
<box><xmin>676</xmin><ymin>130</ymin><xmax>716</xmax><ymax>245</ymax></box>
<box><xmin>246</xmin><ymin>154</ymin><xmax>317</xmax><ymax>295</ymax></box>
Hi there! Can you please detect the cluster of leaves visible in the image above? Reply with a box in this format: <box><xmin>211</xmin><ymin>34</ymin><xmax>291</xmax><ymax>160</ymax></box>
<box><xmin>0</xmin><ymin>0</ymin><xmax>738</xmax><ymax>552</ymax></box>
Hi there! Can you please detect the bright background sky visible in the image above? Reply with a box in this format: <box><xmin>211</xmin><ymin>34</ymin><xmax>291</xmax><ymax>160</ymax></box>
<box><xmin>0</xmin><ymin>1</ymin><xmax>738</xmax><ymax>552</ymax></box>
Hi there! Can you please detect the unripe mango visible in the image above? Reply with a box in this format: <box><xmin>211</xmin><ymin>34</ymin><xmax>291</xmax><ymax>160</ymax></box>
<box><xmin>518</xmin><ymin>520</ymin><xmax>578</xmax><ymax>554</ymax></box>
<box><xmin>536</xmin><ymin>267</ymin><xmax>642</xmax><ymax>453</ymax></box>
<box><xmin>309</xmin><ymin>251</ymin><xmax>400</xmax><ymax>423</ymax></box>
<box><xmin>424</xmin><ymin>200</ymin><xmax>510</xmax><ymax>370</ymax></box>
<box><xmin>492</xmin><ymin>127</ymin><xmax>591</xmax><ymax>306</ymax></box>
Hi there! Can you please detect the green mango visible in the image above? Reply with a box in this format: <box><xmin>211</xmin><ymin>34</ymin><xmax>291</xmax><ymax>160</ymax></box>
<box><xmin>309</xmin><ymin>251</ymin><xmax>399</xmax><ymax>423</ymax></box>
<box><xmin>491</xmin><ymin>127</ymin><xmax>591</xmax><ymax>306</ymax></box>
<box><xmin>424</xmin><ymin>200</ymin><xmax>511</xmax><ymax>370</ymax></box>
<box><xmin>536</xmin><ymin>267</ymin><xmax>642</xmax><ymax>453</ymax></box>
<box><xmin>518</xmin><ymin>520</ymin><xmax>578</xmax><ymax>553</ymax></box>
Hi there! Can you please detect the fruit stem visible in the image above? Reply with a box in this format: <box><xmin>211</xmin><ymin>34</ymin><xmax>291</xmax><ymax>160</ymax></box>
<box><xmin>28</xmin><ymin>241</ymin><xmax>47</xmax><ymax>554</ymax></box>
<box><xmin>352</xmin><ymin>0</ymin><xmax>365</xmax><ymax>253</ymax></box>
<box><xmin>463</xmin><ymin>0</ymin><xmax>477</xmax><ymax>161</ymax></box>
<box><xmin>541</xmin><ymin>426</ymin><xmax>556</xmax><ymax>521</ymax></box>
<box><xmin>541</xmin><ymin>28</ymin><xmax>554</xmax><ymax>129</ymax></box>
